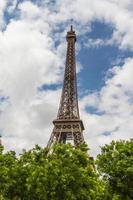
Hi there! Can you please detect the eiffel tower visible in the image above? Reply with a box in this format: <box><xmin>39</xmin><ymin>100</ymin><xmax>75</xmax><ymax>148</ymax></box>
<box><xmin>47</xmin><ymin>26</ymin><xmax>85</xmax><ymax>148</ymax></box>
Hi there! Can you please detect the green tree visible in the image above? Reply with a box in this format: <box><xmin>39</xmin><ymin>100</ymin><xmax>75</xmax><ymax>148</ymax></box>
<box><xmin>96</xmin><ymin>139</ymin><xmax>133</xmax><ymax>200</ymax></box>
<box><xmin>0</xmin><ymin>143</ymin><xmax>105</xmax><ymax>200</ymax></box>
<box><xmin>0</xmin><ymin>145</ymin><xmax>17</xmax><ymax>200</ymax></box>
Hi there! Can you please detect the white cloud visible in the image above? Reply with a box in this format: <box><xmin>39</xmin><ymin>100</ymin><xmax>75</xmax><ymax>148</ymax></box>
<box><xmin>0</xmin><ymin>1</ymin><xmax>63</xmax><ymax>152</ymax></box>
<box><xmin>0</xmin><ymin>18</ymin><xmax>62</xmax><ymax>102</ymax></box>
<box><xmin>18</xmin><ymin>1</ymin><xmax>42</xmax><ymax>20</ymax></box>
<box><xmin>0</xmin><ymin>0</ymin><xmax>7</xmax><ymax>28</ymax></box>
<box><xmin>2</xmin><ymin>89</ymin><xmax>60</xmax><ymax>152</ymax></box>
<box><xmin>84</xmin><ymin>38</ymin><xmax>113</xmax><ymax>48</ymax></box>
<box><xmin>45</xmin><ymin>0</ymin><xmax>133</xmax><ymax>49</ymax></box>
<box><xmin>9</xmin><ymin>0</ymin><xmax>133</xmax><ymax>50</ymax></box>
<box><xmin>80</xmin><ymin>58</ymin><xmax>133</xmax><ymax>156</ymax></box>
<box><xmin>7</xmin><ymin>0</ymin><xmax>17</xmax><ymax>14</ymax></box>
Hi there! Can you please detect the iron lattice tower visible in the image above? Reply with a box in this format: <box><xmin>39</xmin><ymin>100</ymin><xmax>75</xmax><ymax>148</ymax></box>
<box><xmin>47</xmin><ymin>26</ymin><xmax>84</xmax><ymax>148</ymax></box>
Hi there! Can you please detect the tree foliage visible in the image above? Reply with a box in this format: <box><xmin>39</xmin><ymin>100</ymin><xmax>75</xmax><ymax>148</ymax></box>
<box><xmin>1</xmin><ymin>139</ymin><xmax>132</xmax><ymax>200</ymax></box>
<box><xmin>96</xmin><ymin>139</ymin><xmax>133</xmax><ymax>200</ymax></box>
<box><xmin>0</xmin><ymin>143</ymin><xmax>105</xmax><ymax>200</ymax></box>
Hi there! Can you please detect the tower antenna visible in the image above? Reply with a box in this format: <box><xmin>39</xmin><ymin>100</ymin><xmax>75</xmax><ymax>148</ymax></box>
<box><xmin>70</xmin><ymin>19</ymin><xmax>74</xmax><ymax>31</ymax></box>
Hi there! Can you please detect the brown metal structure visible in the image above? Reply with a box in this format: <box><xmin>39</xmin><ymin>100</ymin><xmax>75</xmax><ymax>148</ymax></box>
<box><xmin>47</xmin><ymin>26</ymin><xmax>84</xmax><ymax>148</ymax></box>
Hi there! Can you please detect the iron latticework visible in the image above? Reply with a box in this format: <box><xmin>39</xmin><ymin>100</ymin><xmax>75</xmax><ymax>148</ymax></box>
<box><xmin>47</xmin><ymin>26</ymin><xmax>84</xmax><ymax>148</ymax></box>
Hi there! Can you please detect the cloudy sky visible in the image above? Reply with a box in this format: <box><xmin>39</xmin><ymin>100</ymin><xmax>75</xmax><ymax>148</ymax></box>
<box><xmin>0</xmin><ymin>0</ymin><xmax>133</xmax><ymax>156</ymax></box>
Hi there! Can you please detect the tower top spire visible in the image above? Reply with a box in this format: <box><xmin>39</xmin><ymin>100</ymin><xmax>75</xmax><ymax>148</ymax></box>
<box><xmin>70</xmin><ymin>18</ymin><xmax>74</xmax><ymax>30</ymax></box>
<box><xmin>66</xmin><ymin>25</ymin><xmax>76</xmax><ymax>41</ymax></box>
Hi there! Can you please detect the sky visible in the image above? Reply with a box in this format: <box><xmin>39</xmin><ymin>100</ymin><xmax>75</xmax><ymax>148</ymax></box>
<box><xmin>0</xmin><ymin>0</ymin><xmax>133</xmax><ymax>156</ymax></box>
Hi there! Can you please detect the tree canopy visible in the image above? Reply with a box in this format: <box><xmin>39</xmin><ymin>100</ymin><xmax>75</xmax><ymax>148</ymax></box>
<box><xmin>97</xmin><ymin>139</ymin><xmax>133</xmax><ymax>200</ymax></box>
<box><xmin>0</xmin><ymin>139</ymin><xmax>132</xmax><ymax>200</ymax></box>
<box><xmin>0</xmin><ymin>143</ymin><xmax>105</xmax><ymax>200</ymax></box>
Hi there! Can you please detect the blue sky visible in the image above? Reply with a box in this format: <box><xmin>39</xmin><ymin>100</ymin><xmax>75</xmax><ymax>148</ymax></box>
<box><xmin>0</xmin><ymin>0</ymin><xmax>133</xmax><ymax>155</ymax></box>
<box><xmin>78</xmin><ymin>21</ymin><xmax>133</xmax><ymax>92</ymax></box>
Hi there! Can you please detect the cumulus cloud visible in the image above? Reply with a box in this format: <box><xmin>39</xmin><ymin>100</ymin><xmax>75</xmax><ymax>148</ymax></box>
<box><xmin>80</xmin><ymin>58</ymin><xmax>133</xmax><ymax>156</ymax></box>
<box><xmin>0</xmin><ymin>0</ymin><xmax>7</xmax><ymax>28</ymax></box>
<box><xmin>0</xmin><ymin>0</ymin><xmax>132</xmax><ymax>155</ymax></box>
<box><xmin>45</xmin><ymin>0</ymin><xmax>133</xmax><ymax>50</ymax></box>
<box><xmin>1</xmin><ymin>89</ymin><xmax>60</xmax><ymax>152</ymax></box>
<box><xmin>84</xmin><ymin>38</ymin><xmax>113</xmax><ymax>48</ymax></box>
<box><xmin>0</xmin><ymin>1</ymin><xmax>63</xmax><ymax>152</ymax></box>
